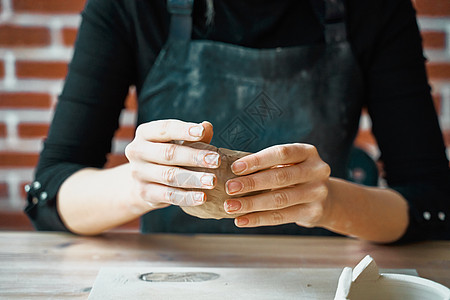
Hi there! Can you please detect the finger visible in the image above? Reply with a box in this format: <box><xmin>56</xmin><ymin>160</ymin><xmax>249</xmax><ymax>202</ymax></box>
<box><xmin>138</xmin><ymin>182</ymin><xmax>206</xmax><ymax>207</ymax></box>
<box><xmin>226</xmin><ymin>160</ymin><xmax>328</xmax><ymax>195</ymax></box>
<box><xmin>132</xmin><ymin>164</ymin><xmax>216</xmax><ymax>189</ymax></box>
<box><xmin>231</xmin><ymin>143</ymin><xmax>317</xmax><ymax>175</ymax></box>
<box><xmin>233</xmin><ymin>202</ymin><xmax>324</xmax><ymax>228</ymax></box>
<box><xmin>135</xmin><ymin>119</ymin><xmax>208</xmax><ymax>143</ymax></box>
<box><xmin>198</xmin><ymin>121</ymin><xmax>214</xmax><ymax>144</ymax></box>
<box><xmin>224</xmin><ymin>182</ymin><xmax>327</xmax><ymax>214</ymax></box>
<box><xmin>129</xmin><ymin>141</ymin><xmax>220</xmax><ymax>168</ymax></box>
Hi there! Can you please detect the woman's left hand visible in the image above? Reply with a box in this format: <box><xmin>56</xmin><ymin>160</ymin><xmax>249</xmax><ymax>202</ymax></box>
<box><xmin>224</xmin><ymin>143</ymin><xmax>332</xmax><ymax>228</ymax></box>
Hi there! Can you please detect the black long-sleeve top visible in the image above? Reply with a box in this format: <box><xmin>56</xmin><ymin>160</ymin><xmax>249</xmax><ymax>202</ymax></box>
<box><xmin>25</xmin><ymin>0</ymin><xmax>450</xmax><ymax>242</ymax></box>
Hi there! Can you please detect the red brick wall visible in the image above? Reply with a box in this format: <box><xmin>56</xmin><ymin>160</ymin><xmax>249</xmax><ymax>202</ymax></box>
<box><xmin>0</xmin><ymin>0</ymin><xmax>449</xmax><ymax>229</ymax></box>
<box><xmin>0</xmin><ymin>0</ymin><xmax>136</xmax><ymax>225</ymax></box>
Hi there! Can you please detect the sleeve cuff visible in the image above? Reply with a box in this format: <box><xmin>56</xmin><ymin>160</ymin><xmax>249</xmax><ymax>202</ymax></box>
<box><xmin>390</xmin><ymin>182</ymin><xmax>450</xmax><ymax>244</ymax></box>
<box><xmin>24</xmin><ymin>163</ymin><xmax>87</xmax><ymax>232</ymax></box>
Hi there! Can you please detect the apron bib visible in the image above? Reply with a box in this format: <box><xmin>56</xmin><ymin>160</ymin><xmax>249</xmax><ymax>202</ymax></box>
<box><xmin>138</xmin><ymin>0</ymin><xmax>364</xmax><ymax>235</ymax></box>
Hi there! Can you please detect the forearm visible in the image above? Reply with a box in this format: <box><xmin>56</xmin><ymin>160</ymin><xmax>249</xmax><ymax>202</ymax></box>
<box><xmin>57</xmin><ymin>164</ymin><xmax>152</xmax><ymax>235</ymax></box>
<box><xmin>321</xmin><ymin>178</ymin><xmax>409</xmax><ymax>243</ymax></box>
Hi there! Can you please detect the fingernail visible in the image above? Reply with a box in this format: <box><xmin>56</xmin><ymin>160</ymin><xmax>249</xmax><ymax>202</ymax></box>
<box><xmin>189</xmin><ymin>125</ymin><xmax>204</xmax><ymax>137</ymax></box>
<box><xmin>235</xmin><ymin>217</ymin><xmax>249</xmax><ymax>226</ymax></box>
<box><xmin>200</xmin><ymin>174</ymin><xmax>215</xmax><ymax>187</ymax></box>
<box><xmin>225</xmin><ymin>200</ymin><xmax>241</xmax><ymax>213</ymax></box>
<box><xmin>193</xmin><ymin>192</ymin><xmax>205</xmax><ymax>204</ymax></box>
<box><xmin>204</xmin><ymin>152</ymin><xmax>220</xmax><ymax>167</ymax></box>
<box><xmin>232</xmin><ymin>161</ymin><xmax>247</xmax><ymax>174</ymax></box>
<box><xmin>226</xmin><ymin>180</ymin><xmax>242</xmax><ymax>194</ymax></box>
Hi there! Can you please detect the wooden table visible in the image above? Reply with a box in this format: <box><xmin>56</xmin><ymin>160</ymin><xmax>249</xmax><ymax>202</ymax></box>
<box><xmin>0</xmin><ymin>231</ymin><xmax>449</xmax><ymax>298</ymax></box>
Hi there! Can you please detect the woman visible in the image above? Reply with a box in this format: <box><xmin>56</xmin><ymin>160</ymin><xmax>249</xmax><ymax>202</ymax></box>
<box><xmin>25</xmin><ymin>0</ymin><xmax>450</xmax><ymax>243</ymax></box>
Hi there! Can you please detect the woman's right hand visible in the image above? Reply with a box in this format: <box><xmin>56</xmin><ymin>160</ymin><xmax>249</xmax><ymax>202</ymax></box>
<box><xmin>125</xmin><ymin>119</ymin><xmax>219</xmax><ymax>210</ymax></box>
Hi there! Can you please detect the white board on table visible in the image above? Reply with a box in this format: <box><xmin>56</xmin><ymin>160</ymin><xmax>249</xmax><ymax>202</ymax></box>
<box><xmin>88</xmin><ymin>267</ymin><xmax>417</xmax><ymax>300</ymax></box>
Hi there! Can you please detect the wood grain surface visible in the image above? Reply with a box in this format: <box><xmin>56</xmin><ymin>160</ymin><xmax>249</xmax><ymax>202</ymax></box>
<box><xmin>0</xmin><ymin>231</ymin><xmax>448</xmax><ymax>299</ymax></box>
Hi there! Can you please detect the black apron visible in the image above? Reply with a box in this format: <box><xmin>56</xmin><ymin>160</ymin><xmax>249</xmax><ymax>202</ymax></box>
<box><xmin>138</xmin><ymin>0</ymin><xmax>364</xmax><ymax>235</ymax></box>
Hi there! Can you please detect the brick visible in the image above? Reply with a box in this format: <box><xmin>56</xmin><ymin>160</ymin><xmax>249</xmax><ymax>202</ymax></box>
<box><xmin>16</xmin><ymin>61</ymin><xmax>68</xmax><ymax>79</ymax></box>
<box><xmin>0</xmin><ymin>60</ymin><xmax>4</xmax><ymax>78</ymax></box>
<box><xmin>13</xmin><ymin>0</ymin><xmax>86</xmax><ymax>14</ymax></box>
<box><xmin>444</xmin><ymin>130</ymin><xmax>450</xmax><ymax>147</ymax></box>
<box><xmin>125</xmin><ymin>88</ymin><xmax>137</xmax><ymax>111</ymax></box>
<box><xmin>0</xmin><ymin>123</ymin><xmax>6</xmax><ymax>138</ymax></box>
<box><xmin>421</xmin><ymin>31</ymin><xmax>446</xmax><ymax>50</ymax></box>
<box><xmin>0</xmin><ymin>182</ymin><xmax>8</xmax><ymax>198</ymax></box>
<box><xmin>115</xmin><ymin>126</ymin><xmax>135</xmax><ymax>140</ymax></box>
<box><xmin>426</xmin><ymin>62</ymin><xmax>450</xmax><ymax>80</ymax></box>
<box><xmin>354</xmin><ymin>129</ymin><xmax>377</xmax><ymax>148</ymax></box>
<box><xmin>432</xmin><ymin>93</ymin><xmax>441</xmax><ymax>115</ymax></box>
<box><xmin>0</xmin><ymin>92</ymin><xmax>52</xmax><ymax>108</ymax></box>
<box><xmin>18</xmin><ymin>123</ymin><xmax>49</xmax><ymax>138</ymax></box>
<box><xmin>105</xmin><ymin>153</ymin><xmax>128</xmax><ymax>168</ymax></box>
<box><xmin>0</xmin><ymin>152</ymin><xmax>39</xmax><ymax>167</ymax></box>
<box><xmin>62</xmin><ymin>27</ymin><xmax>78</xmax><ymax>46</ymax></box>
<box><xmin>20</xmin><ymin>182</ymin><xmax>30</xmax><ymax>199</ymax></box>
<box><xmin>0</xmin><ymin>25</ymin><xmax>51</xmax><ymax>47</ymax></box>
<box><xmin>0</xmin><ymin>212</ymin><xmax>34</xmax><ymax>230</ymax></box>
<box><xmin>413</xmin><ymin>0</ymin><xmax>450</xmax><ymax>16</ymax></box>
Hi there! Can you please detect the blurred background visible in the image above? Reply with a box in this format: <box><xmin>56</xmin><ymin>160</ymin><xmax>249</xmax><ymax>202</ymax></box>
<box><xmin>0</xmin><ymin>0</ymin><xmax>449</xmax><ymax>230</ymax></box>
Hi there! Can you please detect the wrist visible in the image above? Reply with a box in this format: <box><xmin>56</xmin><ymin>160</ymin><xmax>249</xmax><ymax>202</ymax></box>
<box><xmin>317</xmin><ymin>177</ymin><xmax>346</xmax><ymax>230</ymax></box>
<box><xmin>115</xmin><ymin>163</ymin><xmax>155</xmax><ymax>216</ymax></box>
<box><xmin>318</xmin><ymin>177</ymin><xmax>409</xmax><ymax>243</ymax></box>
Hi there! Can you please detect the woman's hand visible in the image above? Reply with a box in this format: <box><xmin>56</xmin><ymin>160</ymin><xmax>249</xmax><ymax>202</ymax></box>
<box><xmin>125</xmin><ymin>119</ymin><xmax>220</xmax><ymax>210</ymax></box>
<box><xmin>223</xmin><ymin>143</ymin><xmax>332</xmax><ymax>228</ymax></box>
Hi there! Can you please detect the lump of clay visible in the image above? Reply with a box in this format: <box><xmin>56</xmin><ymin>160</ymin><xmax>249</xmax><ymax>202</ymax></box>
<box><xmin>180</xmin><ymin>142</ymin><xmax>257</xmax><ymax>219</ymax></box>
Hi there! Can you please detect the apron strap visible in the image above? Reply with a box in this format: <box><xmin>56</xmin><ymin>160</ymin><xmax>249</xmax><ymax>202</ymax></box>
<box><xmin>310</xmin><ymin>0</ymin><xmax>347</xmax><ymax>44</ymax></box>
<box><xmin>167</xmin><ymin>0</ymin><xmax>194</xmax><ymax>41</ymax></box>
<box><xmin>167</xmin><ymin>0</ymin><xmax>346</xmax><ymax>44</ymax></box>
